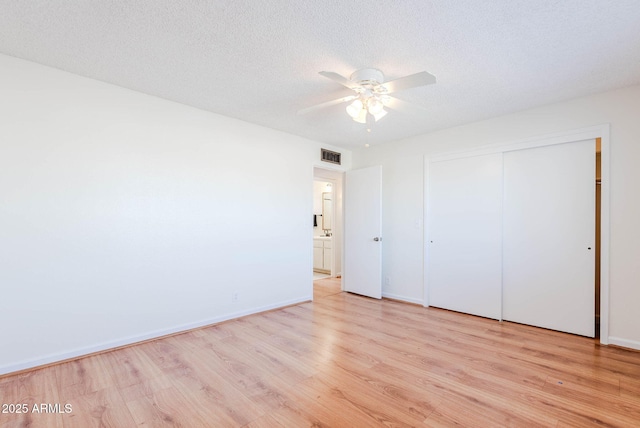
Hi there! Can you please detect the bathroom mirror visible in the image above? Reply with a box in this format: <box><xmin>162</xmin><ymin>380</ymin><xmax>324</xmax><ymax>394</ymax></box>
<box><xmin>322</xmin><ymin>192</ymin><xmax>332</xmax><ymax>231</ymax></box>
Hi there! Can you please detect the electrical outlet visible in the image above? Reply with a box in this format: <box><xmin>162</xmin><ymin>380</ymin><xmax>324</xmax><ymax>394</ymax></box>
<box><xmin>232</xmin><ymin>291</ymin><xmax>239</xmax><ymax>303</ymax></box>
<box><xmin>385</xmin><ymin>276</ymin><xmax>390</xmax><ymax>286</ymax></box>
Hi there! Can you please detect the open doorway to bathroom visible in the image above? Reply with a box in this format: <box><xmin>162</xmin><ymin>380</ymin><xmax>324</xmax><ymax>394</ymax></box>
<box><xmin>313</xmin><ymin>167</ymin><xmax>344</xmax><ymax>298</ymax></box>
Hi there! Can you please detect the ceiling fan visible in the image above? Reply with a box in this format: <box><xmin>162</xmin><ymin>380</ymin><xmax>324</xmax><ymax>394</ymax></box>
<box><xmin>298</xmin><ymin>68</ymin><xmax>436</xmax><ymax>123</ymax></box>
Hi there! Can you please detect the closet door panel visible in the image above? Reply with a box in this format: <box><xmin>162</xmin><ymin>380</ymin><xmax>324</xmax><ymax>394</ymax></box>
<box><xmin>428</xmin><ymin>153</ymin><xmax>503</xmax><ymax>320</ymax></box>
<box><xmin>503</xmin><ymin>140</ymin><xmax>595</xmax><ymax>337</ymax></box>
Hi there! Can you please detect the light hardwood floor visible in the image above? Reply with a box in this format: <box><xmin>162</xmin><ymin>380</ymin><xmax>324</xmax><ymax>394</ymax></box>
<box><xmin>1</xmin><ymin>277</ymin><xmax>639</xmax><ymax>427</ymax></box>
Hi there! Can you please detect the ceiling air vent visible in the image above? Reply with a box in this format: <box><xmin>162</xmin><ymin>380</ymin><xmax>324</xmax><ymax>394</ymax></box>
<box><xmin>321</xmin><ymin>148</ymin><xmax>341</xmax><ymax>165</ymax></box>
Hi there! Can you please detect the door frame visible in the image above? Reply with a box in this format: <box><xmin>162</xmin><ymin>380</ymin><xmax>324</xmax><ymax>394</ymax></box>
<box><xmin>424</xmin><ymin>124</ymin><xmax>611</xmax><ymax>344</ymax></box>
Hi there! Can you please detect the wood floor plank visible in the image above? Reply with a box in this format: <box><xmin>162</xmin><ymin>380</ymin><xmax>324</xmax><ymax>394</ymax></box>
<box><xmin>101</xmin><ymin>346</ymin><xmax>165</xmax><ymax>392</ymax></box>
<box><xmin>125</xmin><ymin>386</ymin><xmax>213</xmax><ymax>427</ymax></box>
<box><xmin>514</xmin><ymin>387</ymin><xmax>638</xmax><ymax>427</ymax></box>
<box><xmin>543</xmin><ymin>373</ymin><xmax>620</xmax><ymax>398</ymax></box>
<box><xmin>174</xmin><ymin>354</ymin><xmax>266</xmax><ymax>424</ymax></box>
<box><xmin>54</xmin><ymin>356</ymin><xmax>115</xmax><ymax>400</ymax></box>
<box><xmin>539</xmin><ymin>377</ymin><xmax>640</xmax><ymax>425</ymax></box>
<box><xmin>146</xmin><ymin>335</ymin><xmax>267</xmax><ymax>425</ymax></box>
<box><xmin>61</xmin><ymin>387</ymin><xmax>135</xmax><ymax>428</ymax></box>
<box><xmin>295</xmin><ymin>374</ymin><xmax>420</xmax><ymax>427</ymax></box>
<box><xmin>620</xmin><ymin>378</ymin><xmax>640</xmax><ymax>404</ymax></box>
<box><xmin>243</xmin><ymin>413</ymin><xmax>285</xmax><ymax>428</ymax></box>
<box><xmin>320</xmin><ymin>359</ymin><xmax>441</xmax><ymax>422</ymax></box>
<box><xmin>117</xmin><ymin>374</ymin><xmax>176</xmax><ymax>404</ymax></box>
<box><xmin>424</xmin><ymin>390</ymin><xmax>557</xmax><ymax>428</ymax></box>
<box><xmin>247</xmin><ymin>372</ymin><xmax>368</xmax><ymax>428</ymax></box>
<box><xmin>313</xmin><ymin>277</ymin><xmax>342</xmax><ymax>299</ymax></box>
<box><xmin>366</xmin><ymin>345</ymin><xmax>556</xmax><ymax>426</ymax></box>
<box><xmin>1</xmin><ymin>280</ymin><xmax>639</xmax><ymax>427</ymax></box>
<box><xmin>0</xmin><ymin>369</ymin><xmax>65</xmax><ymax>428</ymax></box>
<box><xmin>435</xmin><ymin>362</ymin><xmax>615</xmax><ymax>426</ymax></box>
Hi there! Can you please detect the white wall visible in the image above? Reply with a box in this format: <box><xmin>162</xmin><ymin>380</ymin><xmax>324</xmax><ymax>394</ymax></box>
<box><xmin>353</xmin><ymin>84</ymin><xmax>640</xmax><ymax>349</ymax></box>
<box><xmin>0</xmin><ymin>54</ymin><xmax>351</xmax><ymax>375</ymax></box>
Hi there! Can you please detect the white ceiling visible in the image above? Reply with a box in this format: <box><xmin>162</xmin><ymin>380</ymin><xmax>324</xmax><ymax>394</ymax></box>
<box><xmin>2</xmin><ymin>1</ymin><xmax>640</xmax><ymax>149</ymax></box>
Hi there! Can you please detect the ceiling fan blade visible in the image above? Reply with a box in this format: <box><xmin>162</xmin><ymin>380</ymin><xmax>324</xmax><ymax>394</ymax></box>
<box><xmin>297</xmin><ymin>95</ymin><xmax>357</xmax><ymax>115</ymax></box>
<box><xmin>383</xmin><ymin>96</ymin><xmax>427</xmax><ymax>114</ymax></box>
<box><xmin>319</xmin><ymin>71</ymin><xmax>362</xmax><ymax>90</ymax></box>
<box><xmin>382</xmin><ymin>71</ymin><xmax>436</xmax><ymax>93</ymax></box>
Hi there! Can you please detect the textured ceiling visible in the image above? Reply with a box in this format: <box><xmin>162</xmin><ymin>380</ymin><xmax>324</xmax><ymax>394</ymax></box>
<box><xmin>1</xmin><ymin>1</ymin><xmax>640</xmax><ymax>149</ymax></box>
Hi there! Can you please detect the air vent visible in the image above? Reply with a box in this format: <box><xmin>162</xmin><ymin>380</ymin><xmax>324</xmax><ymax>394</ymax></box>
<box><xmin>321</xmin><ymin>148</ymin><xmax>341</xmax><ymax>165</ymax></box>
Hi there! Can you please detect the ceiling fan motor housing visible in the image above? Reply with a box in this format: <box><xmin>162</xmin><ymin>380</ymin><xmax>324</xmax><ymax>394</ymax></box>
<box><xmin>350</xmin><ymin>68</ymin><xmax>385</xmax><ymax>87</ymax></box>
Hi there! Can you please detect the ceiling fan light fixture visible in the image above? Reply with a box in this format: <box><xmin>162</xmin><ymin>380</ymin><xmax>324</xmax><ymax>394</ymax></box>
<box><xmin>346</xmin><ymin>99</ymin><xmax>363</xmax><ymax>118</ymax></box>
<box><xmin>305</xmin><ymin>68</ymin><xmax>436</xmax><ymax>126</ymax></box>
<box><xmin>353</xmin><ymin>108</ymin><xmax>368</xmax><ymax>124</ymax></box>
<box><xmin>372</xmin><ymin>108</ymin><xmax>387</xmax><ymax>122</ymax></box>
<box><xmin>367</xmin><ymin>97</ymin><xmax>384</xmax><ymax>115</ymax></box>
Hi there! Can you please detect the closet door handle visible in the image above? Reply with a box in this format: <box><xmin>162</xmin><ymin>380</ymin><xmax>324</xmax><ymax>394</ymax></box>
<box><xmin>373</xmin><ymin>237</ymin><xmax>382</xmax><ymax>242</ymax></box>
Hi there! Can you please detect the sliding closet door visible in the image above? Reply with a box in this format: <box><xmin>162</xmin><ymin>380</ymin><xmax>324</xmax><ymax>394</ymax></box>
<box><xmin>428</xmin><ymin>153</ymin><xmax>503</xmax><ymax>320</ymax></box>
<box><xmin>503</xmin><ymin>140</ymin><xmax>595</xmax><ymax>337</ymax></box>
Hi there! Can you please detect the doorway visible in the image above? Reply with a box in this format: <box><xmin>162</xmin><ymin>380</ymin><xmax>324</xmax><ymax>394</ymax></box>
<box><xmin>312</xmin><ymin>167</ymin><xmax>344</xmax><ymax>294</ymax></box>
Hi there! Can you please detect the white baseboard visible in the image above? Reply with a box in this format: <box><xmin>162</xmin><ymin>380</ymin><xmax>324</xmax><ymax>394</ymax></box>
<box><xmin>0</xmin><ymin>296</ymin><xmax>311</xmax><ymax>376</ymax></box>
<box><xmin>382</xmin><ymin>292</ymin><xmax>424</xmax><ymax>305</ymax></box>
<box><xmin>607</xmin><ymin>336</ymin><xmax>640</xmax><ymax>351</ymax></box>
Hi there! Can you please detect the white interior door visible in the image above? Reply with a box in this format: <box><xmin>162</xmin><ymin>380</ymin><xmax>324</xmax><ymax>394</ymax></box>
<box><xmin>344</xmin><ymin>166</ymin><xmax>382</xmax><ymax>299</ymax></box>
<box><xmin>428</xmin><ymin>153</ymin><xmax>503</xmax><ymax>319</ymax></box>
<box><xmin>503</xmin><ymin>140</ymin><xmax>595</xmax><ymax>337</ymax></box>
